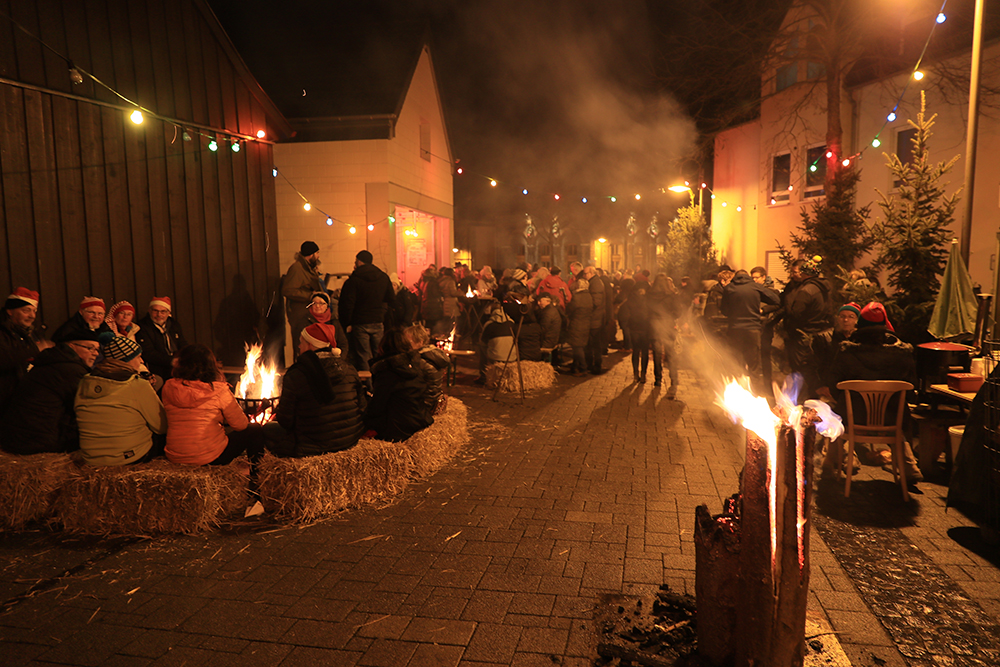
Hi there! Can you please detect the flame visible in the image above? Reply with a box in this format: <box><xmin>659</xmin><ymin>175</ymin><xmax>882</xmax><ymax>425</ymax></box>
<box><xmin>236</xmin><ymin>343</ymin><xmax>280</xmax><ymax>400</ymax></box>
<box><xmin>444</xmin><ymin>325</ymin><xmax>456</xmax><ymax>352</ymax></box>
<box><xmin>466</xmin><ymin>285</ymin><xmax>475</xmax><ymax>298</ymax></box>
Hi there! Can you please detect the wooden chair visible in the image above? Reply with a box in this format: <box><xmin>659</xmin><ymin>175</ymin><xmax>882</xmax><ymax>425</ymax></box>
<box><xmin>836</xmin><ymin>380</ymin><xmax>914</xmax><ymax>502</ymax></box>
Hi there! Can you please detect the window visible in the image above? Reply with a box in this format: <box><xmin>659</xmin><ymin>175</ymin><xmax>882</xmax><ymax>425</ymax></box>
<box><xmin>775</xmin><ymin>36</ymin><xmax>798</xmax><ymax>92</ymax></box>
<box><xmin>894</xmin><ymin>127</ymin><xmax>917</xmax><ymax>187</ymax></box>
<box><xmin>804</xmin><ymin>145</ymin><xmax>826</xmax><ymax>198</ymax></box>
<box><xmin>771</xmin><ymin>153</ymin><xmax>791</xmax><ymax>204</ymax></box>
<box><xmin>765</xmin><ymin>251</ymin><xmax>789</xmax><ymax>288</ymax></box>
<box><xmin>566</xmin><ymin>244</ymin><xmax>579</xmax><ymax>257</ymax></box>
<box><xmin>419</xmin><ymin>121</ymin><xmax>431</xmax><ymax>162</ymax></box>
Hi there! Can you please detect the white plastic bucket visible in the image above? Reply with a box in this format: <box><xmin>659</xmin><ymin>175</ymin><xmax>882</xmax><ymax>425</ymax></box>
<box><xmin>948</xmin><ymin>425</ymin><xmax>965</xmax><ymax>461</ymax></box>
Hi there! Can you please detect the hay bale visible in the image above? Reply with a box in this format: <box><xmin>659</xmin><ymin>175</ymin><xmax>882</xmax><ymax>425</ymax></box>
<box><xmin>51</xmin><ymin>458</ymin><xmax>248</xmax><ymax>537</ymax></box>
<box><xmin>485</xmin><ymin>360</ymin><xmax>556</xmax><ymax>392</ymax></box>
<box><xmin>0</xmin><ymin>451</ymin><xmax>82</xmax><ymax>531</ymax></box>
<box><xmin>257</xmin><ymin>440</ymin><xmax>412</xmax><ymax>523</ymax></box>
<box><xmin>403</xmin><ymin>398</ymin><xmax>470</xmax><ymax>477</ymax></box>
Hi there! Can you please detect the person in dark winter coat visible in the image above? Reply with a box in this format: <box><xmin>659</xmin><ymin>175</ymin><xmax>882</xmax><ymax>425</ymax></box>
<box><xmin>565</xmin><ymin>279</ymin><xmax>593</xmax><ymax>376</ymax></box>
<box><xmin>722</xmin><ymin>269</ymin><xmax>780</xmax><ymax>393</ymax></box>
<box><xmin>52</xmin><ymin>296</ymin><xmax>114</xmax><ymax>345</ymax></box>
<box><xmin>516</xmin><ymin>310</ymin><xmax>543</xmax><ymax>362</ymax></box>
<box><xmin>535</xmin><ymin>294</ymin><xmax>562</xmax><ymax>350</ymax></box>
<box><xmin>387</xmin><ymin>273</ymin><xmax>419</xmax><ymax>329</ymax></box>
<box><xmin>339</xmin><ymin>250</ymin><xmax>396</xmax><ymax>374</ymax></box>
<box><xmin>648</xmin><ymin>275</ymin><xmax>680</xmax><ymax>394</ymax></box>
<box><xmin>403</xmin><ymin>324</ymin><xmax>450</xmax><ymax>415</ymax></box>
<box><xmin>0</xmin><ymin>335</ymin><xmax>99</xmax><ymax>455</ymax></box>
<box><xmin>823</xmin><ymin>302</ymin><xmax>922</xmax><ymax>483</ymax></box>
<box><xmin>582</xmin><ymin>267</ymin><xmax>607</xmax><ymax>374</ymax></box>
<box><xmin>283</xmin><ymin>241</ymin><xmax>325</xmax><ymax>361</ymax></box>
<box><xmin>363</xmin><ymin>328</ymin><xmax>434</xmax><ymax>442</ymax></box>
<box><xmin>1</xmin><ymin>288</ymin><xmax>45</xmax><ymax>411</ymax></box>
<box><xmin>266</xmin><ymin>323</ymin><xmax>366</xmax><ymax>457</ymax></box>
<box><xmin>780</xmin><ymin>258</ymin><xmax>833</xmax><ymax>400</ymax></box>
<box><xmin>136</xmin><ymin>296</ymin><xmax>188</xmax><ymax>382</ymax></box>
<box><xmin>625</xmin><ymin>284</ymin><xmax>651</xmax><ymax>382</ymax></box>
<box><xmin>417</xmin><ymin>266</ymin><xmax>444</xmax><ymax>330</ymax></box>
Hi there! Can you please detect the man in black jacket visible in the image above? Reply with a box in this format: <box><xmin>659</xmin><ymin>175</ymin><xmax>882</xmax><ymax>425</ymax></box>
<box><xmin>0</xmin><ymin>333</ymin><xmax>99</xmax><ymax>455</ymax></box>
<box><xmin>136</xmin><ymin>296</ymin><xmax>188</xmax><ymax>382</ymax></box>
<box><xmin>338</xmin><ymin>250</ymin><xmax>395</xmax><ymax>375</ymax></box>
<box><xmin>265</xmin><ymin>323</ymin><xmax>365</xmax><ymax>457</ymax></box>
<box><xmin>0</xmin><ymin>287</ymin><xmax>46</xmax><ymax>411</ymax></box>
<box><xmin>722</xmin><ymin>269</ymin><xmax>780</xmax><ymax>393</ymax></box>
<box><xmin>780</xmin><ymin>257</ymin><xmax>833</xmax><ymax>400</ymax></box>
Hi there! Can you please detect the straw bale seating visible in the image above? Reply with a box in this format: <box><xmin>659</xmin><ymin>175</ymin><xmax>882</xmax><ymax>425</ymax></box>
<box><xmin>0</xmin><ymin>451</ymin><xmax>82</xmax><ymax>531</ymax></box>
<box><xmin>0</xmin><ymin>398</ymin><xmax>469</xmax><ymax>533</ymax></box>
<box><xmin>257</xmin><ymin>397</ymin><xmax>469</xmax><ymax>523</ymax></box>
<box><xmin>485</xmin><ymin>360</ymin><xmax>556</xmax><ymax>392</ymax></box>
<box><xmin>50</xmin><ymin>457</ymin><xmax>249</xmax><ymax>537</ymax></box>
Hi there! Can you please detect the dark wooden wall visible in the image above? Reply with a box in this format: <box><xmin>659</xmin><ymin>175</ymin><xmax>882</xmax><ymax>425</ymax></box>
<box><xmin>0</xmin><ymin>0</ymin><xmax>284</xmax><ymax>365</ymax></box>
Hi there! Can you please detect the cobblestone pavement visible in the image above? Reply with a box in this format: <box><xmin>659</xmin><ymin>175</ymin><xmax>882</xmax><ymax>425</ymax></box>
<box><xmin>1</xmin><ymin>353</ymin><xmax>998</xmax><ymax>666</ymax></box>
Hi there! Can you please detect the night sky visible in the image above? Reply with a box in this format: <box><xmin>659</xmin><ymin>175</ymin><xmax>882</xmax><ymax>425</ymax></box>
<box><xmin>209</xmin><ymin>0</ymin><xmax>710</xmax><ymax>236</ymax></box>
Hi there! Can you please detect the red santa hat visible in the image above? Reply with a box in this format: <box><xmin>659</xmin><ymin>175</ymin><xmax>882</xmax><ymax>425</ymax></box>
<box><xmin>5</xmin><ymin>287</ymin><xmax>39</xmax><ymax>309</ymax></box>
<box><xmin>79</xmin><ymin>296</ymin><xmax>105</xmax><ymax>312</ymax></box>
<box><xmin>149</xmin><ymin>296</ymin><xmax>172</xmax><ymax>311</ymax></box>
<box><xmin>300</xmin><ymin>323</ymin><xmax>340</xmax><ymax>353</ymax></box>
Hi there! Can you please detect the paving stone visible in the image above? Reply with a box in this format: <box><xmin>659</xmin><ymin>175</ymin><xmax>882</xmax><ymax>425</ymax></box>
<box><xmin>357</xmin><ymin>638</ymin><xmax>418</xmax><ymax>666</ymax></box>
<box><xmin>463</xmin><ymin>623</ymin><xmax>522</xmax><ymax>662</ymax></box>
<box><xmin>406</xmin><ymin>643</ymin><xmax>464</xmax><ymax>667</ymax></box>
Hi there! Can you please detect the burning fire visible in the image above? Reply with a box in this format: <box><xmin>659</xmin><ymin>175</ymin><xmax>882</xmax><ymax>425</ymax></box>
<box><xmin>236</xmin><ymin>343</ymin><xmax>280</xmax><ymax>423</ymax></box>
<box><xmin>437</xmin><ymin>325</ymin><xmax>457</xmax><ymax>352</ymax></box>
<box><xmin>465</xmin><ymin>285</ymin><xmax>475</xmax><ymax>298</ymax></box>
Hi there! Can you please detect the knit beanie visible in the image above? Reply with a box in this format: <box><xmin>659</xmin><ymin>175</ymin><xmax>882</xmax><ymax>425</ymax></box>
<box><xmin>5</xmin><ymin>287</ymin><xmax>39</xmax><ymax>310</ymax></box>
<box><xmin>308</xmin><ymin>291</ymin><xmax>330</xmax><ymax>306</ymax></box>
<box><xmin>838</xmin><ymin>302</ymin><xmax>862</xmax><ymax>319</ymax></box>
<box><xmin>149</xmin><ymin>296</ymin><xmax>172</xmax><ymax>311</ymax></box>
<box><xmin>98</xmin><ymin>331</ymin><xmax>142</xmax><ymax>361</ymax></box>
<box><xmin>79</xmin><ymin>296</ymin><xmax>105</xmax><ymax>312</ymax></box>
<box><xmin>356</xmin><ymin>250</ymin><xmax>373</xmax><ymax>264</ymax></box>
<box><xmin>107</xmin><ymin>301</ymin><xmax>135</xmax><ymax>320</ymax></box>
<box><xmin>300</xmin><ymin>241</ymin><xmax>319</xmax><ymax>256</ymax></box>
<box><xmin>857</xmin><ymin>302</ymin><xmax>894</xmax><ymax>332</ymax></box>
<box><xmin>512</xmin><ymin>269</ymin><xmax>527</xmax><ymax>282</ymax></box>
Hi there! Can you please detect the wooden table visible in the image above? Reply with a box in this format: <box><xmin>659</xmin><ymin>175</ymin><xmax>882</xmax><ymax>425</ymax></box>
<box><xmin>928</xmin><ymin>383</ymin><xmax>978</xmax><ymax>405</ymax></box>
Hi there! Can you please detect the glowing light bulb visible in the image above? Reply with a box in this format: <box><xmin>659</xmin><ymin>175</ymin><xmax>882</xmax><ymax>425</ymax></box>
<box><xmin>522</xmin><ymin>189</ymin><xmax>528</xmax><ymax>195</ymax></box>
<box><xmin>208</xmin><ymin>139</ymin><xmax>218</xmax><ymax>152</ymax></box>
<box><xmin>388</xmin><ymin>215</ymin><xmax>395</xmax><ymax>223</ymax></box>
<box><xmin>349</xmin><ymin>226</ymin><xmax>357</xmax><ymax>234</ymax></box>
<box><xmin>129</xmin><ymin>109</ymin><xmax>144</xmax><ymax>124</ymax></box>
<box><xmin>710</xmin><ymin>194</ymin><xmax>716</xmax><ymax>200</ymax></box>
<box><xmin>303</xmin><ymin>203</ymin><xmax>311</xmax><ymax>211</ymax></box>
<box><xmin>809</xmin><ymin>164</ymin><xmax>818</xmax><ymax>173</ymax></box>
<box><xmin>231</xmin><ymin>141</ymin><xmax>240</xmax><ymax>152</ymax></box>
<box><xmin>456</xmin><ymin>168</ymin><xmax>463</xmax><ymax>174</ymax></box>
<box><xmin>582</xmin><ymin>197</ymin><xmax>588</xmax><ymax>203</ymax></box>
<box><xmin>913</xmin><ymin>70</ymin><xmax>924</xmax><ymax>81</ymax></box>
<box><xmin>872</xmin><ymin>138</ymin><xmax>881</xmax><ymax>148</ymax></box>
<box><xmin>736</xmin><ymin>206</ymin><xmax>742</xmax><ymax>212</ymax></box>
<box><xmin>684</xmin><ymin>181</ymin><xmax>690</xmax><ymax>186</ymax></box>
<box><xmin>634</xmin><ymin>194</ymin><xmax>641</xmax><ymax>200</ymax></box>
<box><xmin>788</xmin><ymin>185</ymin><xmax>793</xmax><ymax>191</ymax></box>
<box><xmin>325</xmin><ymin>217</ymin><xmax>333</xmax><ymax>226</ymax></box>
<box><xmin>610</xmin><ymin>197</ymin><xmax>617</xmax><ymax>202</ymax></box>
<box><xmin>825</xmin><ymin>151</ymin><xmax>833</xmax><ymax>159</ymax></box>
<box><xmin>367</xmin><ymin>224</ymin><xmax>374</xmax><ymax>231</ymax></box>
<box><xmin>701</xmin><ymin>182</ymin><xmax>707</xmax><ymax>189</ymax></box>
<box><xmin>272</xmin><ymin>168</ymin><xmax>278</xmax><ymax>177</ymax></box>
<box><xmin>842</xmin><ymin>158</ymin><xmax>851</xmax><ymax>167</ymax></box>
<box><xmin>721</xmin><ymin>202</ymin><xmax>728</xmax><ymax>207</ymax></box>
<box><xmin>182</xmin><ymin>131</ymin><xmax>191</xmax><ymax>142</ymax></box>
<box><xmin>452</xmin><ymin>247</ymin><xmax>459</xmax><ymax>253</ymax></box>
<box><xmin>256</xmin><ymin>129</ymin><xmax>266</xmax><ymax>138</ymax></box>
<box><xmin>771</xmin><ymin>198</ymin><xmax>776</xmax><ymax>205</ymax></box>
<box><xmin>936</xmin><ymin>12</ymin><xmax>946</xmax><ymax>23</ymax></box>
<box><xmin>598</xmin><ymin>237</ymin><xmax>607</xmax><ymax>244</ymax></box>
<box><xmin>490</xmin><ymin>179</ymin><xmax>497</xmax><ymax>187</ymax></box>
<box><xmin>887</xmin><ymin>111</ymin><xmax>897</xmax><ymax>122</ymax></box>
<box><xmin>554</xmin><ymin>194</ymin><xmax>560</xmax><ymax>200</ymax></box>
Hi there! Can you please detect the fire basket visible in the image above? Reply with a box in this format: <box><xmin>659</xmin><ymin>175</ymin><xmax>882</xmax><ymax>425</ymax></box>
<box><xmin>236</xmin><ymin>396</ymin><xmax>279</xmax><ymax>423</ymax></box>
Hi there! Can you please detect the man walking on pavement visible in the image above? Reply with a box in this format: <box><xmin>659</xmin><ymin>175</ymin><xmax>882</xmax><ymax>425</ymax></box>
<box><xmin>283</xmin><ymin>241</ymin><xmax>325</xmax><ymax>360</ymax></box>
<box><xmin>338</xmin><ymin>250</ymin><xmax>395</xmax><ymax>375</ymax></box>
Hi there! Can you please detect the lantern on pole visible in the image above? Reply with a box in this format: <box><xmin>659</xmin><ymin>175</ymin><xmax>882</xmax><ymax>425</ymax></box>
<box><xmin>647</xmin><ymin>214</ymin><xmax>660</xmax><ymax>239</ymax></box>
<box><xmin>523</xmin><ymin>214</ymin><xmax>536</xmax><ymax>240</ymax></box>
<box><xmin>626</xmin><ymin>213</ymin><xmax>637</xmax><ymax>237</ymax></box>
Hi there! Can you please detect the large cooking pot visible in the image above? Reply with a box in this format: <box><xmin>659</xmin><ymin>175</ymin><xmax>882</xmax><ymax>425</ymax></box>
<box><xmin>916</xmin><ymin>342</ymin><xmax>973</xmax><ymax>394</ymax></box>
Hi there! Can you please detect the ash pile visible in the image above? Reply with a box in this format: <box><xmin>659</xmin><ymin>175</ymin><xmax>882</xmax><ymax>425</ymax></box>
<box><xmin>594</xmin><ymin>585</ymin><xmax>702</xmax><ymax>667</ymax></box>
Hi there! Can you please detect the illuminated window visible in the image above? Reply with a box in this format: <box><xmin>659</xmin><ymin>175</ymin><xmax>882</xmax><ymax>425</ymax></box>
<box><xmin>771</xmin><ymin>153</ymin><xmax>791</xmax><ymax>203</ymax></box>
<box><xmin>804</xmin><ymin>145</ymin><xmax>826</xmax><ymax>199</ymax></box>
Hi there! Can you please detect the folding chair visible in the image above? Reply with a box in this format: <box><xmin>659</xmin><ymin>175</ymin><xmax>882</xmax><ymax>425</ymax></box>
<box><xmin>837</xmin><ymin>380</ymin><xmax>914</xmax><ymax>502</ymax></box>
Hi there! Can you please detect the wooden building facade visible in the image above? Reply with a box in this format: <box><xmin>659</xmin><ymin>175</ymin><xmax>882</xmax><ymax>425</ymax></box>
<box><xmin>0</xmin><ymin>0</ymin><xmax>291</xmax><ymax>364</ymax></box>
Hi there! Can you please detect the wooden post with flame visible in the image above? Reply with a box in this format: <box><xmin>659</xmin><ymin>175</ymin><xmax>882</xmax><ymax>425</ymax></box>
<box><xmin>697</xmin><ymin>381</ymin><xmax>821</xmax><ymax>667</ymax></box>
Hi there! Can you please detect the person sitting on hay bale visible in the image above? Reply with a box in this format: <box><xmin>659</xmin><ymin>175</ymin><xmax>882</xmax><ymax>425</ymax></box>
<box><xmin>75</xmin><ymin>333</ymin><xmax>166</xmax><ymax>466</ymax></box>
<box><xmin>362</xmin><ymin>326</ymin><xmax>433</xmax><ymax>442</ymax></box>
<box><xmin>162</xmin><ymin>344</ymin><xmax>265</xmax><ymax>466</ymax></box>
<box><xmin>408</xmin><ymin>324</ymin><xmax>450</xmax><ymax>415</ymax></box>
<box><xmin>264</xmin><ymin>324</ymin><xmax>366</xmax><ymax>457</ymax></box>
<box><xmin>0</xmin><ymin>331</ymin><xmax>100</xmax><ymax>455</ymax></box>
<box><xmin>475</xmin><ymin>302</ymin><xmax>515</xmax><ymax>386</ymax></box>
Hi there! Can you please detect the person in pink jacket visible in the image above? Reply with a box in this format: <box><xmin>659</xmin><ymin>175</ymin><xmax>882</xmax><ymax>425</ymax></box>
<box><xmin>162</xmin><ymin>344</ymin><xmax>264</xmax><ymax>466</ymax></box>
<box><xmin>535</xmin><ymin>266</ymin><xmax>572</xmax><ymax>310</ymax></box>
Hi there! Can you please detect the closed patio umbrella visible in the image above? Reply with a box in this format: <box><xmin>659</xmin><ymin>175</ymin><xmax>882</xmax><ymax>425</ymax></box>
<box><xmin>928</xmin><ymin>239</ymin><xmax>978</xmax><ymax>339</ymax></box>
